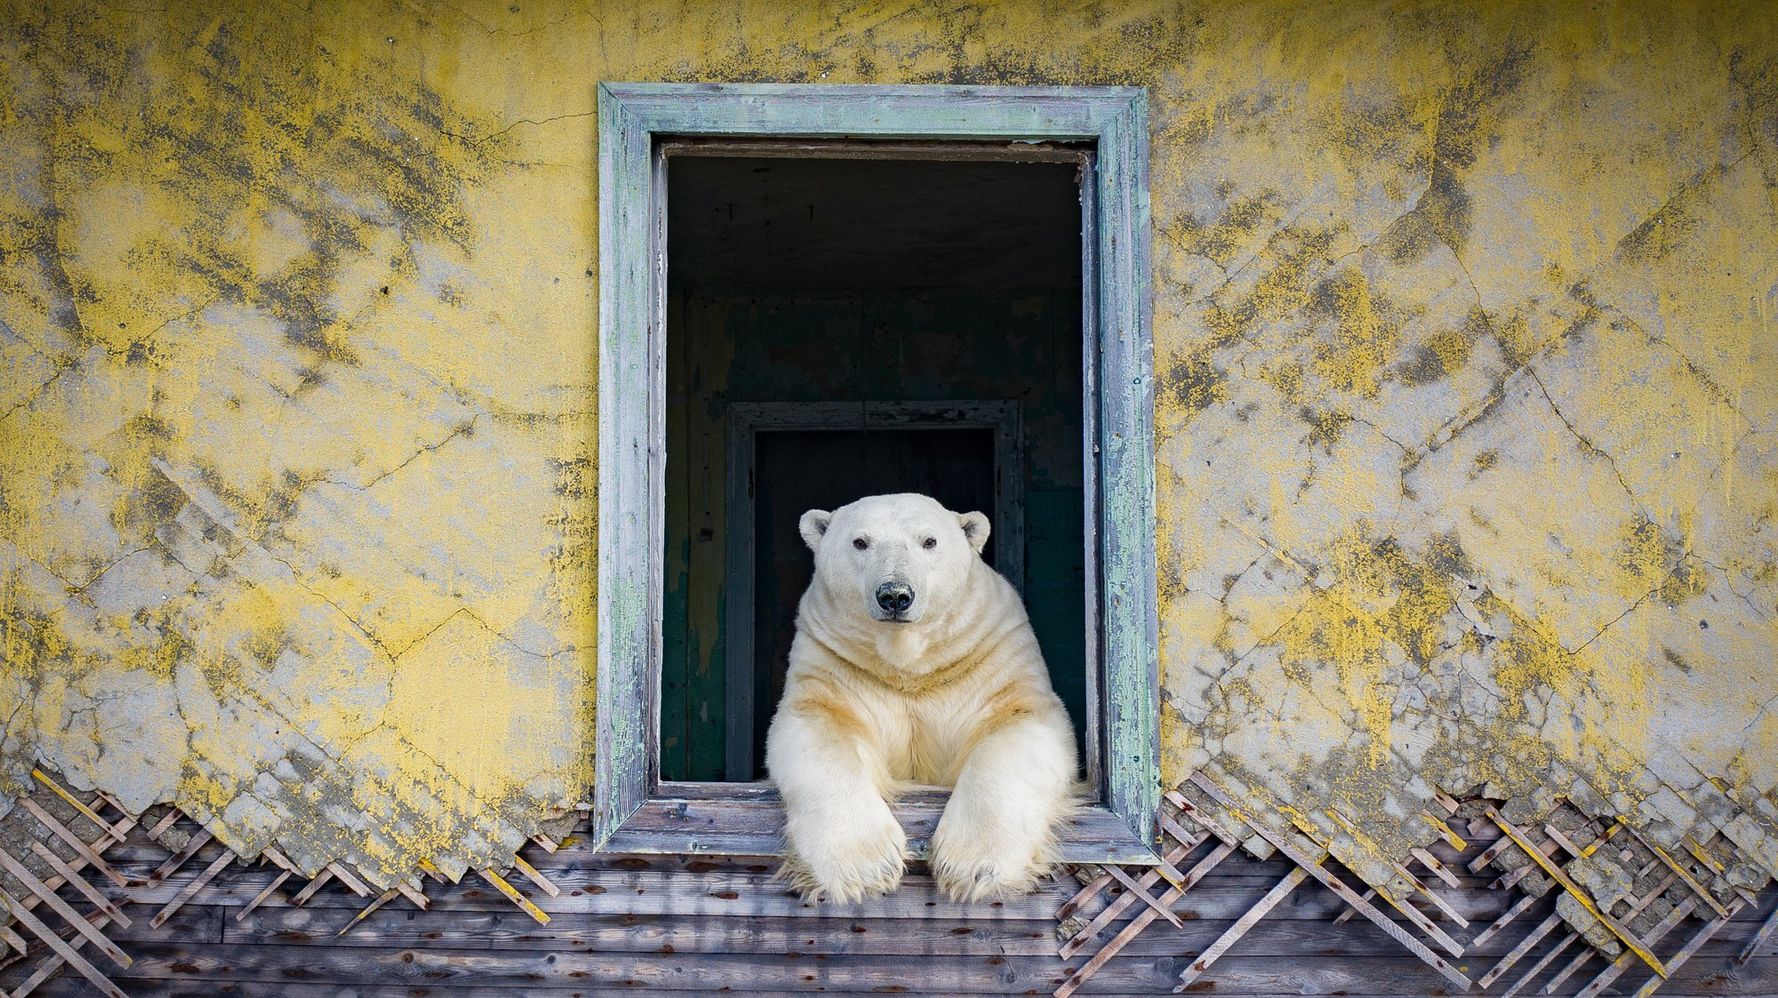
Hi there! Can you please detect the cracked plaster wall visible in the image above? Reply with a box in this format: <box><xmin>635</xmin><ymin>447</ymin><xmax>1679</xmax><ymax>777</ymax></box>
<box><xmin>0</xmin><ymin>0</ymin><xmax>1774</xmax><ymax>891</ymax></box>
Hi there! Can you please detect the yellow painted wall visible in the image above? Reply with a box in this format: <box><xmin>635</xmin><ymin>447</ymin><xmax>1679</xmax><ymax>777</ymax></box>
<box><xmin>1</xmin><ymin>0</ymin><xmax>1774</xmax><ymax>888</ymax></box>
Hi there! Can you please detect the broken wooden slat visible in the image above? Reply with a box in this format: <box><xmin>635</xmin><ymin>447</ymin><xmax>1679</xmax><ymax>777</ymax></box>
<box><xmin>1500</xmin><ymin>929</ymin><xmax>1576</xmax><ymax>998</ymax></box>
<box><xmin>325</xmin><ymin>862</ymin><xmax>371</xmax><ymax>897</ymax></box>
<box><xmin>1627</xmin><ymin>904</ymin><xmax>1739</xmax><ymax>998</ymax></box>
<box><xmin>1</xmin><ymin>922</ymin><xmax>29</xmax><ymax>954</ymax></box>
<box><xmin>1738</xmin><ymin>897</ymin><xmax>1778</xmax><ymax>964</ymax></box>
<box><xmin>10</xmin><ymin>908</ymin><xmax>128</xmax><ymax>998</ymax></box>
<box><xmin>29</xmin><ymin>771</ymin><xmax>125</xmax><ymax>844</ymax></box>
<box><xmin>151</xmin><ymin>848</ymin><xmax>235</xmax><ymax>928</ymax></box>
<box><xmin>1102</xmin><ymin>863</ymin><xmax>1182</xmax><ymax>928</ymax></box>
<box><xmin>1410</xmin><ymin>847</ymin><xmax>1459</xmax><ymax>888</ymax></box>
<box><xmin>337</xmin><ymin>888</ymin><xmax>401</xmax><ymax>936</ymax></box>
<box><xmin>1057</xmin><ymin>835</ymin><xmax>1199</xmax><ymax>960</ymax></box>
<box><xmin>1395</xmin><ymin>861</ymin><xmax>1468</xmax><ymax>929</ymax></box>
<box><xmin>0</xmin><ymin>889</ymin><xmax>127</xmax><ymax>998</ymax></box>
<box><xmin>288</xmin><ymin>869</ymin><xmax>335</xmax><ymax>907</ymax></box>
<box><xmin>1544</xmin><ymin>944</ymin><xmax>1596</xmax><ymax>995</ymax></box>
<box><xmin>236</xmin><ymin>868</ymin><xmax>293</xmax><ymax>922</ymax></box>
<box><xmin>1629</xmin><ymin>829</ymin><xmax>1733</xmax><ymax>920</ymax></box>
<box><xmin>1479</xmin><ymin>911</ymin><xmax>1562</xmax><ymax>988</ymax></box>
<box><xmin>479</xmin><ymin>867</ymin><xmax>550</xmax><ymax>925</ymax></box>
<box><xmin>1473</xmin><ymin>891</ymin><xmax>1545</xmax><ymax>948</ymax></box>
<box><xmin>1189</xmin><ymin>773</ymin><xmax>1471</xmax><ymax>992</ymax></box>
<box><xmin>1055</xmin><ymin>868</ymin><xmax>1114</xmax><ymax>924</ymax></box>
<box><xmin>15</xmin><ymin>799</ymin><xmax>126</xmax><ymax>889</ymax></box>
<box><xmin>511</xmin><ymin>855</ymin><xmax>560</xmax><ymax>898</ymax></box>
<box><xmin>145</xmin><ymin>810</ymin><xmax>182</xmax><ymax>840</ymax></box>
<box><xmin>28</xmin><ymin>842</ymin><xmax>130</xmax><ymax>927</ymax></box>
<box><xmin>1173</xmin><ymin>866</ymin><xmax>1309</xmax><ymax>993</ymax></box>
<box><xmin>1422</xmin><ymin>810</ymin><xmax>1467</xmax><ymax>851</ymax></box>
<box><xmin>1573</xmin><ymin>896</ymin><xmax>1696</xmax><ymax>998</ymax></box>
<box><xmin>1161</xmin><ymin>788</ymin><xmax>1244</xmax><ymax>847</ymax></box>
<box><xmin>393</xmin><ymin>880</ymin><xmax>431</xmax><ymax>911</ymax></box>
<box><xmin>0</xmin><ymin>846</ymin><xmax>131</xmax><ymax>968</ymax></box>
<box><xmin>144</xmin><ymin>828</ymin><xmax>212</xmax><ymax>888</ymax></box>
<box><xmin>1052</xmin><ymin>840</ymin><xmax>1236</xmax><ymax>998</ymax></box>
<box><xmin>1487</xmin><ymin>807</ymin><xmax>1668</xmax><ymax>978</ymax></box>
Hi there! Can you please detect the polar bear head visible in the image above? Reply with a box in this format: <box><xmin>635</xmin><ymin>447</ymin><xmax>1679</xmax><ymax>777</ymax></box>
<box><xmin>799</xmin><ymin>493</ymin><xmax>990</xmax><ymax>626</ymax></box>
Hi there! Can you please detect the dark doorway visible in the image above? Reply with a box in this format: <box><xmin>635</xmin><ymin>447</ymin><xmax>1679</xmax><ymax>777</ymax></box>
<box><xmin>662</xmin><ymin>145</ymin><xmax>1086</xmax><ymax>782</ymax></box>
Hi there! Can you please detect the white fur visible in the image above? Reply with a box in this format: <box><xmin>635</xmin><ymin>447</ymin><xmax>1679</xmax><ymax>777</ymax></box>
<box><xmin>765</xmin><ymin>493</ymin><xmax>1079</xmax><ymax>903</ymax></box>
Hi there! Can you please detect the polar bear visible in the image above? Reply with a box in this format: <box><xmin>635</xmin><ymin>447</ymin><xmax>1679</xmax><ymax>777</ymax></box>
<box><xmin>764</xmin><ymin>493</ymin><xmax>1079</xmax><ymax>903</ymax></box>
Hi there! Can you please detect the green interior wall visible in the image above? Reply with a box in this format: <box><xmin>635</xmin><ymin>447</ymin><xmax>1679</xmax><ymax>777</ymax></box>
<box><xmin>662</xmin><ymin>290</ymin><xmax>1085</xmax><ymax>782</ymax></box>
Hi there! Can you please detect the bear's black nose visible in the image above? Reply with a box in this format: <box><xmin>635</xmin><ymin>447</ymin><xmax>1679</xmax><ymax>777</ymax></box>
<box><xmin>875</xmin><ymin>582</ymin><xmax>914</xmax><ymax>614</ymax></box>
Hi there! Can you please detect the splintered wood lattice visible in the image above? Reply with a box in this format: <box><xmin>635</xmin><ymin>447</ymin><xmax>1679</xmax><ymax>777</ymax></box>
<box><xmin>3</xmin><ymin>768</ymin><xmax>1774</xmax><ymax>995</ymax></box>
<box><xmin>1054</xmin><ymin>771</ymin><xmax>1778</xmax><ymax>997</ymax></box>
<box><xmin>0</xmin><ymin>771</ymin><xmax>559</xmax><ymax>998</ymax></box>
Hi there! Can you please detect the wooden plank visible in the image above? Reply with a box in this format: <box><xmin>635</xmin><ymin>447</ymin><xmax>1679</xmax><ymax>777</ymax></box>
<box><xmin>1410</xmin><ymin>847</ymin><xmax>1459</xmax><ymax>889</ymax></box>
<box><xmin>4</xmin><ymin>904</ymin><xmax>210</xmax><ymax>998</ymax></box>
<box><xmin>1055</xmin><ymin>841</ymin><xmax>1236</xmax><ymax>994</ymax></box>
<box><xmin>323</xmin><ymin>862</ymin><xmax>370</xmax><ymax>898</ymax></box>
<box><xmin>144</xmin><ymin>811</ymin><xmax>181</xmax><ymax>840</ymax></box>
<box><xmin>604</xmin><ymin>792</ymin><xmax>1156</xmax><ymax>864</ymax></box>
<box><xmin>244</xmin><ymin>907</ymin><xmax>1560</xmax><ymax>959</ymax></box>
<box><xmin>1543</xmin><ymin>944</ymin><xmax>1596</xmax><ymax>995</ymax></box>
<box><xmin>49</xmin><ymin>941</ymin><xmax>1778</xmax><ymax>995</ymax></box>
<box><xmin>1472</xmin><ymin>891</ymin><xmax>1546</xmax><ymax>947</ymax></box>
<box><xmin>130</xmin><ymin>860</ymin><xmax>1541</xmax><ymax>922</ymax></box>
<box><xmin>0</xmin><ymin>847</ymin><xmax>131</xmax><ymax>968</ymax></box>
<box><xmin>0</xmin><ymin>889</ymin><xmax>126</xmax><ymax>998</ymax></box>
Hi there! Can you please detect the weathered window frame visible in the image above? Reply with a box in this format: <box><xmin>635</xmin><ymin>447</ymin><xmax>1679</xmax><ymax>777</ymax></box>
<box><xmin>595</xmin><ymin>83</ymin><xmax>1158</xmax><ymax>864</ymax></box>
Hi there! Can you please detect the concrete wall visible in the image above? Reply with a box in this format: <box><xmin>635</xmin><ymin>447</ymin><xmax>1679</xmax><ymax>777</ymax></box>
<box><xmin>1</xmin><ymin>0</ymin><xmax>1774</xmax><ymax>892</ymax></box>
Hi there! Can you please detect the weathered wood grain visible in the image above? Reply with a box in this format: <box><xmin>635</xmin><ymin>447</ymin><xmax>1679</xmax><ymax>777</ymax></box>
<box><xmin>53</xmin><ymin>942</ymin><xmax>1778</xmax><ymax>995</ymax></box>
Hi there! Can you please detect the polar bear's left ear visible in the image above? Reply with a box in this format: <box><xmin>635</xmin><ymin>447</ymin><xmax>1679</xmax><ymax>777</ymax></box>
<box><xmin>799</xmin><ymin>509</ymin><xmax>832</xmax><ymax>552</ymax></box>
<box><xmin>958</xmin><ymin>511</ymin><xmax>990</xmax><ymax>554</ymax></box>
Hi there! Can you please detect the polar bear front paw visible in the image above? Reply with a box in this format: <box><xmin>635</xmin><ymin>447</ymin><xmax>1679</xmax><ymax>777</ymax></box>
<box><xmin>784</xmin><ymin>802</ymin><xmax>908</xmax><ymax>903</ymax></box>
<box><xmin>930</xmin><ymin>810</ymin><xmax>1050</xmax><ymax>902</ymax></box>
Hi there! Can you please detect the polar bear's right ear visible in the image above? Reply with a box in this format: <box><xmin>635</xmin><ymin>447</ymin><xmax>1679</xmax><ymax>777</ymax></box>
<box><xmin>958</xmin><ymin>511</ymin><xmax>991</xmax><ymax>554</ymax></box>
<box><xmin>799</xmin><ymin>509</ymin><xmax>832</xmax><ymax>551</ymax></box>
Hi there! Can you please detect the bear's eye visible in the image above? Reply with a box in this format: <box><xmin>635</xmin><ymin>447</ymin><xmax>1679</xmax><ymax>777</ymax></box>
<box><xmin>922</xmin><ymin>537</ymin><xmax>937</xmax><ymax>549</ymax></box>
<box><xmin>852</xmin><ymin>537</ymin><xmax>869</xmax><ymax>550</ymax></box>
